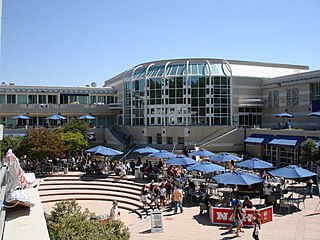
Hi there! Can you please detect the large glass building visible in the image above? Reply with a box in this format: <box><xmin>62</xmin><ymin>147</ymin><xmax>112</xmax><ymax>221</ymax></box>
<box><xmin>104</xmin><ymin>58</ymin><xmax>309</xmax><ymax>129</ymax></box>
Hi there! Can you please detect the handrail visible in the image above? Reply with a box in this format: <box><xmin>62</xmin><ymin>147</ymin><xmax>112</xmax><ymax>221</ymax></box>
<box><xmin>0</xmin><ymin>166</ymin><xmax>8</xmax><ymax>240</ymax></box>
<box><xmin>199</xmin><ymin>128</ymin><xmax>238</xmax><ymax>148</ymax></box>
<box><xmin>120</xmin><ymin>145</ymin><xmax>136</xmax><ymax>161</ymax></box>
<box><xmin>195</xmin><ymin>126</ymin><xmax>232</xmax><ymax>147</ymax></box>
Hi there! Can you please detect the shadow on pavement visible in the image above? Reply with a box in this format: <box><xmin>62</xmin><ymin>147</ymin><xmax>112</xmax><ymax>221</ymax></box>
<box><xmin>138</xmin><ymin>229</ymin><xmax>151</xmax><ymax>234</ymax></box>
<box><xmin>192</xmin><ymin>214</ymin><xmax>212</xmax><ymax>226</ymax></box>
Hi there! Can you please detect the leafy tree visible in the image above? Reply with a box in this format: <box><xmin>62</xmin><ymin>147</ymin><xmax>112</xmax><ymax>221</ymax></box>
<box><xmin>62</xmin><ymin>131</ymin><xmax>89</xmax><ymax>155</ymax></box>
<box><xmin>0</xmin><ymin>135</ymin><xmax>23</xmax><ymax>158</ymax></box>
<box><xmin>46</xmin><ymin>200</ymin><xmax>130</xmax><ymax>240</ymax></box>
<box><xmin>18</xmin><ymin>128</ymin><xmax>66</xmax><ymax>160</ymax></box>
<box><xmin>300</xmin><ymin>138</ymin><xmax>319</xmax><ymax>170</ymax></box>
<box><xmin>63</xmin><ymin>118</ymin><xmax>90</xmax><ymax>137</ymax></box>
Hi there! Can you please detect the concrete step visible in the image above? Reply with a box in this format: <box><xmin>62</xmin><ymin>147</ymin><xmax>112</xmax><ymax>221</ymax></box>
<box><xmin>40</xmin><ymin>189</ymin><xmax>141</xmax><ymax>203</ymax></box>
<box><xmin>41</xmin><ymin>176</ymin><xmax>144</xmax><ymax>189</ymax></box>
<box><xmin>42</xmin><ymin>199</ymin><xmax>146</xmax><ymax>219</ymax></box>
<box><xmin>39</xmin><ymin>181</ymin><xmax>142</xmax><ymax>192</ymax></box>
<box><xmin>39</xmin><ymin>184</ymin><xmax>141</xmax><ymax>196</ymax></box>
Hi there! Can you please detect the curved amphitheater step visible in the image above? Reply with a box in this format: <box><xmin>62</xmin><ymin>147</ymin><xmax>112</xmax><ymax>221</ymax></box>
<box><xmin>38</xmin><ymin>173</ymin><xmax>152</xmax><ymax>219</ymax></box>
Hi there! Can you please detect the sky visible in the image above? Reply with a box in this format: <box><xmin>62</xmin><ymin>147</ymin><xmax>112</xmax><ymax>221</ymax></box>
<box><xmin>1</xmin><ymin>0</ymin><xmax>320</xmax><ymax>87</ymax></box>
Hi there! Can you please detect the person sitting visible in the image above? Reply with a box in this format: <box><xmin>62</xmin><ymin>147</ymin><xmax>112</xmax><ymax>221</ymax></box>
<box><xmin>273</xmin><ymin>184</ymin><xmax>283</xmax><ymax>200</ymax></box>
<box><xmin>242</xmin><ymin>196</ymin><xmax>253</xmax><ymax>208</ymax></box>
<box><xmin>199</xmin><ymin>194</ymin><xmax>211</xmax><ymax>215</ymax></box>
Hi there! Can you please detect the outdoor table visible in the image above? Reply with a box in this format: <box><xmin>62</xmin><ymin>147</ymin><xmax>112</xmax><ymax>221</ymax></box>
<box><xmin>282</xmin><ymin>197</ymin><xmax>301</xmax><ymax>211</ymax></box>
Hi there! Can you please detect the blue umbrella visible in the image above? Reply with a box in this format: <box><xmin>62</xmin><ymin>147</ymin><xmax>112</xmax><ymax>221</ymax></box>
<box><xmin>86</xmin><ymin>146</ymin><xmax>123</xmax><ymax>156</ymax></box>
<box><xmin>308</xmin><ymin>111</ymin><xmax>320</xmax><ymax>117</ymax></box>
<box><xmin>213</xmin><ymin>172</ymin><xmax>264</xmax><ymax>186</ymax></box>
<box><xmin>79</xmin><ymin>114</ymin><xmax>96</xmax><ymax>120</ymax></box>
<box><xmin>189</xmin><ymin>149</ymin><xmax>215</xmax><ymax>157</ymax></box>
<box><xmin>165</xmin><ymin>155</ymin><xmax>197</xmax><ymax>166</ymax></box>
<box><xmin>275</xmin><ymin>112</ymin><xmax>293</xmax><ymax>118</ymax></box>
<box><xmin>209</xmin><ymin>152</ymin><xmax>241</xmax><ymax>163</ymax></box>
<box><xmin>12</xmin><ymin>115</ymin><xmax>31</xmax><ymax>120</ymax></box>
<box><xmin>187</xmin><ymin>161</ymin><xmax>224</xmax><ymax>173</ymax></box>
<box><xmin>133</xmin><ymin>146</ymin><xmax>159</xmax><ymax>154</ymax></box>
<box><xmin>45</xmin><ymin>114</ymin><xmax>66</xmax><ymax>120</ymax></box>
<box><xmin>236</xmin><ymin>158</ymin><xmax>274</xmax><ymax>170</ymax></box>
<box><xmin>148</xmin><ymin>150</ymin><xmax>176</xmax><ymax>159</ymax></box>
<box><xmin>269</xmin><ymin>165</ymin><xmax>317</xmax><ymax>179</ymax></box>
<box><xmin>275</xmin><ymin>112</ymin><xmax>293</xmax><ymax>126</ymax></box>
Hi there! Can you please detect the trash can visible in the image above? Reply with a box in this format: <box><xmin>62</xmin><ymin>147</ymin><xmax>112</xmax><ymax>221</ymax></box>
<box><xmin>135</xmin><ymin>167</ymin><xmax>140</xmax><ymax>179</ymax></box>
<box><xmin>139</xmin><ymin>171</ymin><xmax>144</xmax><ymax>179</ymax></box>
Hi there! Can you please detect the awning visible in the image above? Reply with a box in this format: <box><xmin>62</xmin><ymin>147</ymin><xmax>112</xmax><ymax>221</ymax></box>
<box><xmin>268</xmin><ymin>135</ymin><xmax>305</xmax><ymax>147</ymax></box>
<box><xmin>244</xmin><ymin>134</ymin><xmax>273</xmax><ymax>144</ymax></box>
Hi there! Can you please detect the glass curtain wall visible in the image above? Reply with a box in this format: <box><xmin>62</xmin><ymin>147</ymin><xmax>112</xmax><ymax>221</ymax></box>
<box><xmin>123</xmin><ymin>61</ymin><xmax>231</xmax><ymax>126</ymax></box>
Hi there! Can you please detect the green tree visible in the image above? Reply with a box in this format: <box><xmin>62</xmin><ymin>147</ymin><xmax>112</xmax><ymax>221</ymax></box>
<box><xmin>46</xmin><ymin>200</ymin><xmax>130</xmax><ymax>240</ymax></box>
<box><xmin>18</xmin><ymin>128</ymin><xmax>66</xmax><ymax>160</ymax></box>
<box><xmin>0</xmin><ymin>135</ymin><xmax>23</xmax><ymax>158</ymax></box>
<box><xmin>63</xmin><ymin>118</ymin><xmax>90</xmax><ymax>137</ymax></box>
<box><xmin>62</xmin><ymin>131</ymin><xmax>89</xmax><ymax>155</ymax></box>
<box><xmin>300</xmin><ymin>138</ymin><xmax>319</xmax><ymax>170</ymax></box>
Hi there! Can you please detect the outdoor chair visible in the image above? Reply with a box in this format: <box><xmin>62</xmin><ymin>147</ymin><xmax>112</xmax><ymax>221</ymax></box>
<box><xmin>199</xmin><ymin>203</ymin><xmax>208</xmax><ymax>215</ymax></box>
<box><xmin>280</xmin><ymin>197</ymin><xmax>292</xmax><ymax>214</ymax></box>
<box><xmin>297</xmin><ymin>194</ymin><xmax>306</xmax><ymax>209</ymax></box>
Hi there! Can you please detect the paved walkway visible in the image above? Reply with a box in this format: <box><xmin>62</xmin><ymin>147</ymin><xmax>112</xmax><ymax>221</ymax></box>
<box><xmin>76</xmin><ymin>195</ymin><xmax>320</xmax><ymax>240</ymax></box>
<box><xmin>40</xmin><ymin>173</ymin><xmax>320</xmax><ymax>240</ymax></box>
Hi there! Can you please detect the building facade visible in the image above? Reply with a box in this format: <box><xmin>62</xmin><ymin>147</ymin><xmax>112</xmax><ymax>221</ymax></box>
<box><xmin>1</xmin><ymin>58</ymin><xmax>320</xmax><ymax>167</ymax></box>
<box><xmin>0</xmin><ymin>85</ymin><xmax>118</xmax><ymax>127</ymax></box>
<box><xmin>104</xmin><ymin>58</ymin><xmax>312</xmax><ymax>129</ymax></box>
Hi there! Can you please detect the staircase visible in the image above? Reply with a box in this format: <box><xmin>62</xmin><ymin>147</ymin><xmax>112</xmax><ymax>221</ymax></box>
<box><xmin>38</xmin><ymin>173</ymin><xmax>152</xmax><ymax>219</ymax></box>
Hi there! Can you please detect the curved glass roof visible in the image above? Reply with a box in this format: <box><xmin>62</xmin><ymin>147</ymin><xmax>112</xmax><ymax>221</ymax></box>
<box><xmin>131</xmin><ymin>61</ymin><xmax>229</xmax><ymax>80</ymax></box>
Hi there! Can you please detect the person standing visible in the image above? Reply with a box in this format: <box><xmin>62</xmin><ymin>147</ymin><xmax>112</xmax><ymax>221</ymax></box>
<box><xmin>109</xmin><ymin>200</ymin><xmax>119</xmax><ymax>221</ymax></box>
<box><xmin>140</xmin><ymin>185</ymin><xmax>148</xmax><ymax>208</ymax></box>
<box><xmin>159</xmin><ymin>184</ymin><xmax>167</xmax><ymax>208</ymax></box>
<box><xmin>152</xmin><ymin>184</ymin><xmax>161</xmax><ymax>210</ymax></box>
<box><xmin>263</xmin><ymin>184</ymin><xmax>273</xmax><ymax>206</ymax></box>
<box><xmin>234</xmin><ymin>203</ymin><xmax>244</xmax><ymax>237</ymax></box>
<box><xmin>172</xmin><ymin>186</ymin><xmax>183</xmax><ymax>214</ymax></box>
<box><xmin>306</xmin><ymin>178</ymin><xmax>313</xmax><ymax>198</ymax></box>
<box><xmin>228</xmin><ymin>196</ymin><xmax>241</xmax><ymax>231</ymax></box>
<box><xmin>251</xmin><ymin>210</ymin><xmax>262</xmax><ymax>240</ymax></box>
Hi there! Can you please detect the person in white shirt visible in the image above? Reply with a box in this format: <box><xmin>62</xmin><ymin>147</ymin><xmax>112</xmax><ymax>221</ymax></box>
<box><xmin>263</xmin><ymin>184</ymin><xmax>273</xmax><ymax>206</ymax></box>
<box><xmin>109</xmin><ymin>200</ymin><xmax>119</xmax><ymax>220</ymax></box>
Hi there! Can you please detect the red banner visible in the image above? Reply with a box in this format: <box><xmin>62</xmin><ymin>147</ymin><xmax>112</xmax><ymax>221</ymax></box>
<box><xmin>210</xmin><ymin>206</ymin><xmax>273</xmax><ymax>226</ymax></box>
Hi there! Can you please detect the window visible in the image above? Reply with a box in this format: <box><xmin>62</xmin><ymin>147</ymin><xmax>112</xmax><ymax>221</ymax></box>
<box><xmin>17</xmin><ymin>95</ymin><xmax>27</xmax><ymax>104</ymax></box>
<box><xmin>148</xmin><ymin>136</ymin><xmax>152</xmax><ymax>144</ymax></box>
<box><xmin>167</xmin><ymin>137</ymin><xmax>173</xmax><ymax>144</ymax></box>
<box><xmin>286</xmin><ymin>88</ymin><xmax>299</xmax><ymax>106</ymax></box>
<box><xmin>268</xmin><ymin>90</ymin><xmax>279</xmax><ymax>108</ymax></box>
<box><xmin>48</xmin><ymin>95</ymin><xmax>57</xmax><ymax>104</ymax></box>
<box><xmin>28</xmin><ymin>95</ymin><xmax>37</xmax><ymax>104</ymax></box>
<box><xmin>0</xmin><ymin>94</ymin><xmax>5</xmax><ymax>103</ymax></box>
<box><xmin>178</xmin><ymin>137</ymin><xmax>184</xmax><ymax>144</ymax></box>
<box><xmin>311</xmin><ymin>83</ymin><xmax>320</xmax><ymax>100</ymax></box>
<box><xmin>7</xmin><ymin>94</ymin><xmax>16</xmax><ymax>104</ymax></box>
<box><xmin>38</xmin><ymin>95</ymin><xmax>47</xmax><ymax>104</ymax></box>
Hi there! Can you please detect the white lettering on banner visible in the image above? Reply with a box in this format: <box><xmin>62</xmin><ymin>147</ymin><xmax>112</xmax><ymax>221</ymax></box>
<box><xmin>216</xmin><ymin>212</ymin><xmax>228</xmax><ymax>220</ymax></box>
<box><xmin>243</xmin><ymin>213</ymin><xmax>253</xmax><ymax>222</ymax></box>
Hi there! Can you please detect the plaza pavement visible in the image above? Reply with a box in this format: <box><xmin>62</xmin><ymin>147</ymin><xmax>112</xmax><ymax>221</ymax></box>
<box><xmin>67</xmin><ymin>193</ymin><xmax>320</xmax><ymax>240</ymax></box>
